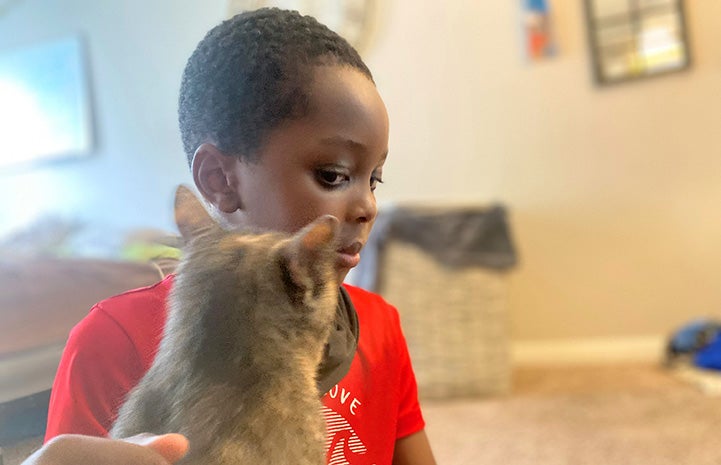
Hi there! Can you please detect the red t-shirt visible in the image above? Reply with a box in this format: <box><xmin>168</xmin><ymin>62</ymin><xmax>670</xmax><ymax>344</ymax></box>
<box><xmin>45</xmin><ymin>276</ymin><xmax>425</xmax><ymax>464</ymax></box>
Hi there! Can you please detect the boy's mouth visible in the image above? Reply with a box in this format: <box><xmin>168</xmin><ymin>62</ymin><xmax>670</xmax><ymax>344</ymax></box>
<box><xmin>336</xmin><ymin>241</ymin><xmax>363</xmax><ymax>269</ymax></box>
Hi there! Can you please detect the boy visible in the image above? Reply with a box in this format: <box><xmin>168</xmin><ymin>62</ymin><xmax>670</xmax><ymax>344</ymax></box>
<box><xmin>39</xmin><ymin>8</ymin><xmax>436</xmax><ymax>465</ymax></box>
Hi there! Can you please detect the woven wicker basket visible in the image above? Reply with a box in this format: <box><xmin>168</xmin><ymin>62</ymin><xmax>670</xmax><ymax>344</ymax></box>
<box><xmin>379</xmin><ymin>240</ymin><xmax>511</xmax><ymax>400</ymax></box>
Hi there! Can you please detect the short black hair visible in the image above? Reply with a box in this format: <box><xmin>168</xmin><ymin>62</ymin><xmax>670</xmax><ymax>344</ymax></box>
<box><xmin>178</xmin><ymin>8</ymin><xmax>373</xmax><ymax>166</ymax></box>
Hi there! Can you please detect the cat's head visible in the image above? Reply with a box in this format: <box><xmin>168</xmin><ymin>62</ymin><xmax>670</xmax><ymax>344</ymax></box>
<box><xmin>169</xmin><ymin>185</ymin><xmax>340</xmax><ymax>364</ymax></box>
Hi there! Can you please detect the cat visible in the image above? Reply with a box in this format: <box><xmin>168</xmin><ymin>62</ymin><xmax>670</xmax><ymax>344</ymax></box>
<box><xmin>110</xmin><ymin>185</ymin><xmax>339</xmax><ymax>465</ymax></box>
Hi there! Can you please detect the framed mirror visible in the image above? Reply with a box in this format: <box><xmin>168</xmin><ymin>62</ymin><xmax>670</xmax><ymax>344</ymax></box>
<box><xmin>584</xmin><ymin>0</ymin><xmax>691</xmax><ymax>85</ymax></box>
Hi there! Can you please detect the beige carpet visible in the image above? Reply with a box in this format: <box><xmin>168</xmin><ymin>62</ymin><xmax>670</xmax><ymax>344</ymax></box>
<box><xmin>423</xmin><ymin>364</ymin><xmax>721</xmax><ymax>465</ymax></box>
<box><xmin>2</xmin><ymin>437</ymin><xmax>41</xmax><ymax>465</ymax></box>
<box><xmin>4</xmin><ymin>365</ymin><xmax>720</xmax><ymax>465</ymax></box>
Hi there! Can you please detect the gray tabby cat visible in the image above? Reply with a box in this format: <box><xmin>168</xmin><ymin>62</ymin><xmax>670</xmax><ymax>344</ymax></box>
<box><xmin>110</xmin><ymin>185</ymin><xmax>339</xmax><ymax>465</ymax></box>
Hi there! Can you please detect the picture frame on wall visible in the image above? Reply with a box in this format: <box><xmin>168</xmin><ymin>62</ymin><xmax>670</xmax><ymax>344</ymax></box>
<box><xmin>0</xmin><ymin>36</ymin><xmax>94</xmax><ymax>171</ymax></box>
<box><xmin>584</xmin><ymin>0</ymin><xmax>691</xmax><ymax>85</ymax></box>
<box><xmin>522</xmin><ymin>0</ymin><xmax>557</xmax><ymax>61</ymax></box>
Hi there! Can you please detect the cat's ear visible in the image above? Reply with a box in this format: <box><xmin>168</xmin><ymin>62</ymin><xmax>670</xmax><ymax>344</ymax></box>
<box><xmin>174</xmin><ymin>184</ymin><xmax>218</xmax><ymax>242</ymax></box>
<box><xmin>285</xmin><ymin>215</ymin><xmax>339</xmax><ymax>290</ymax></box>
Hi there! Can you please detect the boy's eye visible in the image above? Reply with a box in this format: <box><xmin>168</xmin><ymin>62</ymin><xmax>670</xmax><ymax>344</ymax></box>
<box><xmin>315</xmin><ymin>168</ymin><xmax>349</xmax><ymax>188</ymax></box>
<box><xmin>370</xmin><ymin>174</ymin><xmax>384</xmax><ymax>192</ymax></box>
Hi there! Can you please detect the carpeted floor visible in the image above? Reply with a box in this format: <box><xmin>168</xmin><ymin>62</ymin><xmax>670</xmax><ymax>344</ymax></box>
<box><xmin>3</xmin><ymin>364</ymin><xmax>719</xmax><ymax>465</ymax></box>
<box><xmin>1</xmin><ymin>437</ymin><xmax>41</xmax><ymax>465</ymax></box>
<box><xmin>0</xmin><ymin>391</ymin><xmax>48</xmax><ymax>465</ymax></box>
<box><xmin>423</xmin><ymin>364</ymin><xmax>721</xmax><ymax>465</ymax></box>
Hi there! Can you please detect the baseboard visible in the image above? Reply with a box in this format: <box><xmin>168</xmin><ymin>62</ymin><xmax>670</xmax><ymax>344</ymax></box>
<box><xmin>511</xmin><ymin>335</ymin><xmax>667</xmax><ymax>366</ymax></box>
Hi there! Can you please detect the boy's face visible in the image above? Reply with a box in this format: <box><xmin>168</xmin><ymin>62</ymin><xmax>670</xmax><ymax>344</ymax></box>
<box><xmin>230</xmin><ymin>65</ymin><xmax>389</xmax><ymax>283</ymax></box>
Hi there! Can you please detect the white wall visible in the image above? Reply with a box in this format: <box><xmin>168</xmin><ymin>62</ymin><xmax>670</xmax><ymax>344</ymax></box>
<box><xmin>1</xmin><ymin>0</ymin><xmax>720</xmax><ymax>349</ymax></box>
<box><xmin>365</xmin><ymin>0</ymin><xmax>721</xmax><ymax>346</ymax></box>
<box><xmin>0</xmin><ymin>0</ymin><xmax>222</xmax><ymax>233</ymax></box>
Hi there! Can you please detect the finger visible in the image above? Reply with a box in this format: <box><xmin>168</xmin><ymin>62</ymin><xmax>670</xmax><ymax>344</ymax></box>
<box><xmin>131</xmin><ymin>434</ymin><xmax>190</xmax><ymax>463</ymax></box>
<box><xmin>27</xmin><ymin>434</ymin><xmax>174</xmax><ymax>465</ymax></box>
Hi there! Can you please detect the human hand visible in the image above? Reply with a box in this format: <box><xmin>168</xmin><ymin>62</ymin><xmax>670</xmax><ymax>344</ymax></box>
<box><xmin>21</xmin><ymin>433</ymin><xmax>189</xmax><ymax>465</ymax></box>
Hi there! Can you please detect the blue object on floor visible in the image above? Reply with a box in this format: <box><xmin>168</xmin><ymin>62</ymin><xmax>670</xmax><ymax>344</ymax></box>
<box><xmin>666</xmin><ymin>319</ymin><xmax>721</xmax><ymax>366</ymax></box>
<box><xmin>695</xmin><ymin>334</ymin><xmax>721</xmax><ymax>370</ymax></box>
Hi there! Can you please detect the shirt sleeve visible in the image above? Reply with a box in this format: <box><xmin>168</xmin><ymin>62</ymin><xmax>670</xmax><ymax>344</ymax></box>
<box><xmin>44</xmin><ymin>304</ymin><xmax>144</xmax><ymax>441</ymax></box>
<box><xmin>391</xmin><ymin>306</ymin><xmax>426</xmax><ymax>439</ymax></box>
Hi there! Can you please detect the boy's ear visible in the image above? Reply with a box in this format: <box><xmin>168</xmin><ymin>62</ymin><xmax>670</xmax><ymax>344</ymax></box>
<box><xmin>174</xmin><ymin>184</ymin><xmax>218</xmax><ymax>242</ymax></box>
<box><xmin>191</xmin><ymin>143</ymin><xmax>242</xmax><ymax>213</ymax></box>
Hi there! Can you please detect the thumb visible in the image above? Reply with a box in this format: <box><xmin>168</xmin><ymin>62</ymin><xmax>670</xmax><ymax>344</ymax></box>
<box><xmin>127</xmin><ymin>433</ymin><xmax>190</xmax><ymax>463</ymax></box>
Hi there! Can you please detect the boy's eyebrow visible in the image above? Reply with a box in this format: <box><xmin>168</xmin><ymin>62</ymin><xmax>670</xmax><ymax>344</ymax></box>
<box><xmin>319</xmin><ymin>136</ymin><xmax>364</xmax><ymax>150</ymax></box>
<box><xmin>319</xmin><ymin>136</ymin><xmax>389</xmax><ymax>160</ymax></box>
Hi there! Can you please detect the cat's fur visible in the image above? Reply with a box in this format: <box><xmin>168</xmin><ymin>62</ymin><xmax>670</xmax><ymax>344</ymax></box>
<box><xmin>110</xmin><ymin>185</ymin><xmax>339</xmax><ymax>465</ymax></box>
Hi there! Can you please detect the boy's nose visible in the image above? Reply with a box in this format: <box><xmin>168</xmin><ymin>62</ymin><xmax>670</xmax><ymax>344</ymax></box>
<box><xmin>351</xmin><ymin>187</ymin><xmax>377</xmax><ymax>224</ymax></box>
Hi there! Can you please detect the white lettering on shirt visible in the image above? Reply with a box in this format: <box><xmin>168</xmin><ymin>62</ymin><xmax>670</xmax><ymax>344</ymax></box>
<box><xmin>327</xmin><ymin>384</ymin><xmax>362</xmax><ymax>416</ymax></box>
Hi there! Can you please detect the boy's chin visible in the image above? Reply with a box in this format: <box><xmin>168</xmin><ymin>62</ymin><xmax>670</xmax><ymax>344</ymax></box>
<box><xmin>336</xmin><ymin>268</ymin><xmax>351</xmax><ymax>286</ymax></box>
